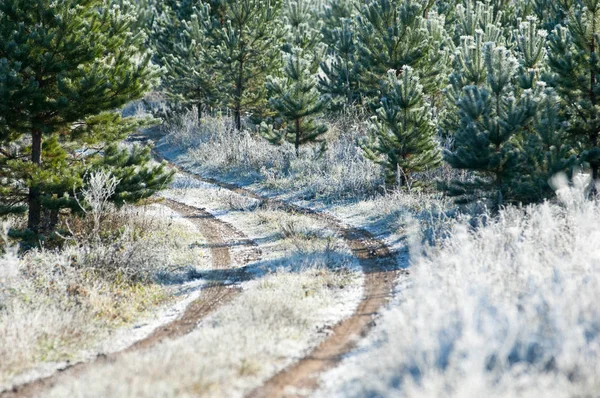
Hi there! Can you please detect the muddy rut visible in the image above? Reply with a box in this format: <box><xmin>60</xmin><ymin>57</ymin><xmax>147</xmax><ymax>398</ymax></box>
<box><xmin>154</xmin><ymin>153</ymin><xmax>404</xmax><ymax>398</ymax></box>
<box><xmin>1</xmin><ymin>200</ymin><xmax>260</xmax><ymax>398</ymax></box>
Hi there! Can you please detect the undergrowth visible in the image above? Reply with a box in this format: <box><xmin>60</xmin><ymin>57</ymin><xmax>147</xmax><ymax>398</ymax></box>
<box><xmin>0</xmin><ymin>174</ymin><xmax>207</xmax><ymax>385</ymax></box>
<box><xmin>163</xmin><ymin>110</ymin><xmax>384</xmax><ymax>201</ymax></box>
<box><xmin>318</xmin><ymin>175</ymin><xmax>600</xmax><ymax>397</ymax></box>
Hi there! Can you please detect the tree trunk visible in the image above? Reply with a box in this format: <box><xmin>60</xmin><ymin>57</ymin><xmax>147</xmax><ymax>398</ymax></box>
<box><xmin>295</xmin><ymin>118</ymin><xmax>301</xmax><ymax>157</ymax></box>
<box><xmin>592</xmin><ymin>131</ymin><xmax>599</xmax><ymax>194</ymax></box>
<box><xmin>234</xmin><ymin>104</ymin><xmax>242</xmax><ymax>131</ymax></box>
<box><xmin>49</xmin><ymin>209</ymin><xmax>60</xmax><ymax>231</ymax></box>
<box><xmin>196</xmin><ymin>87</ymin><xmax>203</xmax><ymax>119</ymax></box>
<box><xmin>590</xmin><ymin>14</ymin><xmax>597</xmax><ymax>195</ymax></box>
<box><xmin>495</xmin><ymin>94</ymin><xmax>503</xmax><ymax>209</ymax></box>
<box><xmin>27</xmin><ymin>130</ymin><xmax>43</xmax><ymax>233</ymax></box>
<box><xmin>234</xmin><ymin>55</ymin><xmax>244</xmax><ymax>131</ymax></box>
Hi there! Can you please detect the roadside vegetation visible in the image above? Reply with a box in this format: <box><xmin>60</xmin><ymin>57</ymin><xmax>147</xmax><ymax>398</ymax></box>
<box><xmin>0</xmin><ymin>173</ymin><xmax>211</xmax><ymax>386</ymax></box>
<box><xmin>317</xmin><ymin>177</ymin><xmax>600</xmax><ymax>397</ymax></box>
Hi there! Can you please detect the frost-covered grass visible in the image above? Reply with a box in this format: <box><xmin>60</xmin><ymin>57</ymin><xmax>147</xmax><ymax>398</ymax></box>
<box><xmin>42</xmin><ymin>182</ymin><xmax>363</xmax><ymax>398</ymax></box>
<box><xmin>317</xmin><ymin>176</ymin><xmax>600</xmax><ymax>397</ymax></box>
<box><xmin>162</xmin><ymin>110</ymin><xmax>384</xmax><ymax>201</ymax></box>
<box><xmin>159</xmin><ymin>111</ymin><xmax>453</xmax><ymax>254</ymax></box>
<box><xmin>0</xmin><ymin>203</ymin><xmax>211</xmax><ymax>386</ymax></box>
<box><xmin>45</xmin><ymin>268</ymin><xmax>359</xmax><ymax>398</ymax></box>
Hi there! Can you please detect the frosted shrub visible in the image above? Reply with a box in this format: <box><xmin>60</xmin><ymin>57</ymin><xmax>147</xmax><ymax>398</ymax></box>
<box><xmin>0</xmin><ymin>208</ymin><xmax>172</xmax><ymax>383</ymax></box>
<box><xmin>77</xmin><ymin>170</ymin><xmax>120</xmax><ymax>243</ymax></box>
<box><xmin>0</xmin><ymin>230</ymin><xmax>96</xmax><ymax>383</ymax></box>
<box><xmin>164</xmin><ymin>106</ymin><xmax>206</xmax><ymax>149</ymax></box>
<box><xmin>69</xmin><ymin>171</ymin><xmax>168</xmax><ymax>283</ymax></box>
<box><xmin>0</xmin><ymin>222</ymin><xmax>19</xmax><ymax>282</ymax></box>
<box><xmin>76</xmin><ymin>228</ymin><xmax>169</xmax><ymax>284</ymax></box>
<box><xmin>322</xmin><ymin>178</ymin><xmax>600</xmax><ymax>397</ymax></box>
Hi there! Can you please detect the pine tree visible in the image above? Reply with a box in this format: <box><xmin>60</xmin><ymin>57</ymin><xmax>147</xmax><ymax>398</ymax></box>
<box><xmin>444</xmin><ymin>2</ymin><xmax>513</xmax><ymax>95</ymax></box>
<box><xmin>355</xmin><ymin>0</ymin><xmax>448</xmax><ymax>100</ymax></box>
<box><xmin>547</xmin><ymin>0</ymin><xmax>600</xmax><ymax>186</ymax></box>
<box><xmin>207</xmin><ymin>0</ymin><xmax>285</xmax><ymax>130</ymax></box>
<box><xmin>443</xmin><ymin>14</ymin><xmax>576</xmax><ymax>205</ymax></box>
<box><xmin>361</xmin><ymin>67</ymin><xmax>441</xmax><ymax>186</ymax></box>
<box><xmin>450</xmin><ymin>1</ymin><xmax>508</xmax><ymax>45</ymax></box>
<box><xmin>282</xmin><ymin>0</ymin><xmax>322</xmax><ymax>56</ymax></box>
<box><xmin>516</xmin><ymin>86</ymin><xmax>577</xmax><ymax>201</ymax></box>
<box><xmin>511</xmin><ymin>17</ymin><xmax>576</xmax><ymax>200</ymax></box>
<box><xmin>320</xmin><ymin>0</ymin><xmax>358</xmax><ymax>47</ymax></box>
<box><xmin>444</xmin><ymin>42</ymin><xmax>538</xmax><ymax>207</ymax></box>
<box><xmin>441</xmin><ymin>0</ymin><xmax>518</xmax><ymax>141</ymax></box>
<box><xmin>531</xmin><ymin>0</ymin><xmax>571</xmax><ymax>31</ymax></box>
<box><xmin>262</xmin><ymin>49</ymin><xmax>329</xmax><ymax>157</ymax></box>
<box><xmin>95</xmin><ymin>142</ymin><xmax>173</xmax><ymax>205</ymax></box>
<box><xmin>318</xmin><ymin>18</ymin><xmax>362</xmax><ymax>109</ymax></box>
<box><xmin>145</xmin><ymin>0</ymin><xmax>194</xmax><ymax>67</ymax></box>
<box><xmin>0</xmin><ymin>0</ymin><xmax>170</xmax><ymax>234</ymax></box>
<box><xmin>161</xmin><ymin>10</ymin><xmax>220</xmax><ymax>115</ymax></box>
<box><xmin>318</xmin><ymin>0</ymin><xmax>360</xmax><ymax>109</ymax></box>
<box><xmin>142</xmin><ymin>1</ymin><xmax>225</xmax><ymax>120</ymax></box>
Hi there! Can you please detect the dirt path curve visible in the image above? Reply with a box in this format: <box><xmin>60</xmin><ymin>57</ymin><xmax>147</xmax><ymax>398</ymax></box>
<box><xmin>154</xmin><ymin>152</ymin><xmax>404</xmax><ymax>398</ymax></box>
<box><xmin>1</xmin><ymin>200</ymin><xmax>260</xmax><ymax>398</ymax></box>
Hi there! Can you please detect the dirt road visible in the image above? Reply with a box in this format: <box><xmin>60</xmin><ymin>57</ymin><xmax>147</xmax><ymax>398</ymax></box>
<box><xmin>154</xmin><ymin>153</ymin><xmax>404</xmax><ymax>398</ymax></box>
<box><xmin>1</xmin><ymin>199</ymin><xmax>260</xmax><ymax>398</ymax></box>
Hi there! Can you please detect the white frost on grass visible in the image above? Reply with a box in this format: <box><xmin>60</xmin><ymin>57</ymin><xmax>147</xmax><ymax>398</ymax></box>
<box><xmin>323</xmin><ymin>188</ymin><xmax>449</xmax><ymax>262</ymax></box>
<box><xmin>157</xmin><ymin>112</ymin><xmax>383</xmax><ymax>202</ymax></box>
<box><xmin>42</xmin><ymin>200</ymin><xmax>363</xmax><ymax>397</ymax></box>
<box><xmin>163</xmin><ymin>170</ymin><xmax>364</xmax><ymax>324</ymax></box>
<box><xmin>161</xmin><ymin>172</ymin><xmax>364</xmax><ymax>273</ymax></box>
<box><xmin>156</xmin><ymin>114</ymin><xmax>451</xmax><ymax>267</ymax></box>
<box><xmin>39</xmin><ymin>168</ymin><xmax>363</xmax><ymax>397</ymax></box>
<box><xmin>91</xmin><ymin>204</ymin><xmax>212</xmax><ymax>354</ymax></box>
<box><xmin>0</xmin><ymin>203</ymin><xmax>212</xmax><ymax>391</ymax></box>
<box><xmin>316</xmin><ymin>178</ymin><xmax>600</xmax><ymax>398</ymax></box>
<box><xmin>46</xmin><ymin>267</ymin><xmax>361</xmax><ymax>398</ymax></box>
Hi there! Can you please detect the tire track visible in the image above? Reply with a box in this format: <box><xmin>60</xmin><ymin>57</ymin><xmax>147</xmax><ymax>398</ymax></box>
<box><xmin>1</xmin><ymin>200</ymin><xmax>260</xmax><ymax>398</ymax></box>
<box><xmin>154</xmin><ymin>152</ymin><xmax>404</xmax><ymax>398</ymax></box>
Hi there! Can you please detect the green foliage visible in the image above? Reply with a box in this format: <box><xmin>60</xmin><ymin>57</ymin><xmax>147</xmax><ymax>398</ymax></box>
<box><xmin>442</xmin><ymin>12</ymin><xmax>580</xmax><ymax>206</ymax></box>
<box><xmin>361</xmin><ymin>67</ymin><xmax>441</xmax><ymax>186</ymax></box>
<box><xmin>320</xmin><ymin>0</ymin><xmax>358</xmax><ymax>47</ymax></box>
<box><xmin>516</xmin><ymin>88</ymin><xmax>577</xmax><ymax>201</ymax></box>
<box><xmin>95</xmin><ymin>144</ymin><xmax>174</xmax><ymax>205</ymax></box>
<box><xmin>146</xmin><ymin>0</ymin><xmax>206</xmax><ymax>65</ymax></box>
<box><xmin>0</xmin><ymin>0</ymin><xmax>170</xmax><ymax>233</ymax></box>
<box><xmin>144</xmin><ymin>0</ymin><xmax>224</xmax><ymax>114</ymax></box>
<box><xmin>206</xmin><ymin>0</ymin><xmax>285</xmax><ymax>130</ymax></box>
<box><xmin>531</xmin><ymin>0</ymin><xmax>572</xmax><ymax>31</ymax></box>
<box><xmin>318</xmin><ymin>17</ymin><xmax>362</xmax><ymax>109</ymax></box>
<box><xmin>547</xmin><ymin>0</ymin><xmax>600</xmax><ymax>182</ymax></box>
<box><xmin>444</xmin><ymin>41</ymin><xmax>539</xmax><ymax>207</ymax></box>
<box><xmin>355</xmin><ymin>0</ymin><xmax>448</xmax><ymax>100</ymax></box>
<box><xmin>161</xmin><ymin>10</ymin><xmax>220</xmax><ymax>113</ymax></box>
<box><xmin>67</xmin><ymin>0</ymin><xmax>600</xmax><ymax>208</ymax></box>
<box><xmin>450</xmin><ymin>1</ymin><xmax>509</xmax><ymax>45</ymax></box>
<box><xmin>262</xmin><ymin>49</ymin><xmax>329</xmax><ymax>156</ymax></box>
<box><xmin>282</xmin><ymin>0</ymin><xmax>323</xmax><ymax>58</ymax></box>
